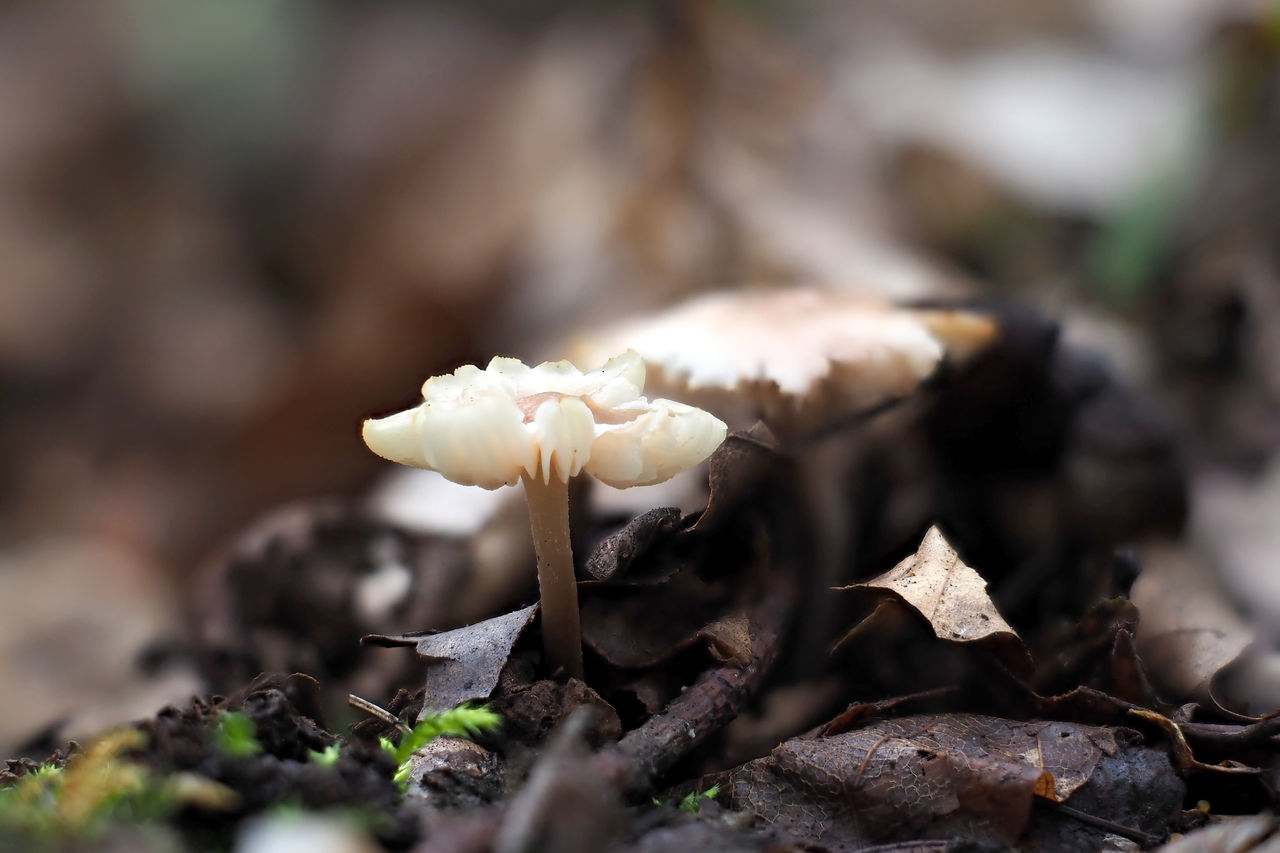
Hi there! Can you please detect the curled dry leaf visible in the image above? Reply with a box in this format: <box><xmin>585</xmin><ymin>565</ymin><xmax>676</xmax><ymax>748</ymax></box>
<box><xmin>363</xmin><ymin>604</ymin><xmax>538</xmax><ymax>716</ymax></box>
<box><xmin>1131</xmin><ymin>542</ymin><xmax>1256</xmax><ymax>712</ymax></box>
<box><xmin>688</xmin><ymin>423</ymin><xmax>782</xmax><ymax>536</ymax></box>
<box><xmin>720</xmin><ymin>714</ymin><xmax>1182</xmax><ymax>849</ymax></box>
<box><xmin>836</xmin><ymin>526</ymin><xmax>1031</xmax><ymax>678</ymax></box>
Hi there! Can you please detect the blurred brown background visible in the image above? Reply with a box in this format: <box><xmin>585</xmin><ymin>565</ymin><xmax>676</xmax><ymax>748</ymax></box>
<box><xmin>1</xmin><ymin>0</ymin><xmax>1276</xmax><ymax>751</ymax></box>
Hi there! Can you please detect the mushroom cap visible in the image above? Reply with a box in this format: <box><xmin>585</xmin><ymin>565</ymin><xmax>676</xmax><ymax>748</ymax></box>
<box><xmin>567</xmin><ymin>287</ymin><xmax>998</xmax><ymax>435</ymax></box>
<box><xmin>362</xmin><ymin>350</ymin><xmax>727</xmax><ymax>490</ymax></box>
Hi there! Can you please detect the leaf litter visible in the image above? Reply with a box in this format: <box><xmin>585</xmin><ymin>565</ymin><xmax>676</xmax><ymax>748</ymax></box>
<box><xmin>12</xmin><ymin>325</ymin><xmax>1249</xmax><ymax>851</ymax></box>
<box><xmin>363</xmin><ymin>604</ymin><xmax>539</xmax><ymax>717</ymax></box>
<box><xmin>835</xmin><ymin>526</ymin><xmax>1033</xmax><ymax>679</ymax></box>
<box><xmin>7</xmin><ymin>5</ymin><xmax>1280</xmax><ymax>846</ymax></box>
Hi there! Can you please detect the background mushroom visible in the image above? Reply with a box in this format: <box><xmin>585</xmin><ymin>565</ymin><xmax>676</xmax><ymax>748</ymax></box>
<box><xmin>567</xmin><ymin>287</ymin><xmax>999</xmax><ymax>670</ymax></box>
<box><xmin>567</xmin><ymin>287</ymin><xmax>997</xmax><ymax>440</ymax></box>
<box><xmin>362</xmin><ymin>350</ymin><xmax>726</xmax><ymax>680</ymax></box>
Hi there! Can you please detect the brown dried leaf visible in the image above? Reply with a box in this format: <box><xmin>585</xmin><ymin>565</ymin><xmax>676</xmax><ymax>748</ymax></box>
<box><xmin>580</xmin><ymin>575</ymin><xmax>727</xmax><ymax>670</ymax></box>
<box><xmin>1132</xmin><ymin>542</ymin><xmax>1255</xmax><ymax>711</ymax></box>
<box><xmin>721</xmin><ymin>714</ymin><xmax>1176</xmax><ymax>848</ymax></box>
<box><xmin>688</xmin><ymin>424</ymin><xmax>780</xmax><ymax>536</ymax></box>
<box><xmin>837</xmin><ymin>527</ymin><xmax>1031</xmax><ymax>678</ymax></box>
<box><xmin>363</xmin><ymin>604</ymin><xmax>537</xmax><ymax>716</ymax></box>
<box><xmin>853</xmin><ymin>527</ymin><xmax>1018</xmax><ymax>644</ymax></box>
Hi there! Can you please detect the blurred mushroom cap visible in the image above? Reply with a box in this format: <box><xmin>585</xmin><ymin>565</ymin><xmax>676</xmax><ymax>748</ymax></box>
<box><xmin>568</xmin><ymin>287</ymin><xmax>997</xmax><ymax>436</ymax></box>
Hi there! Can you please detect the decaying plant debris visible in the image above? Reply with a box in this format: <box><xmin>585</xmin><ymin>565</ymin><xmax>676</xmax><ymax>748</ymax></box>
<box><xmin>5</xmin><ymin>3</ymin><xmax>1280</xmax><ymax>852</ymax></box>
<box><xmin>8</xmin><ymin>295</ymin><xmax>1274</xmax><ymax>852</ymax></box>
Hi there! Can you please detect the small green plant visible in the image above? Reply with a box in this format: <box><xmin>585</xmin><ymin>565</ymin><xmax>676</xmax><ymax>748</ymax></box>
<box><xmin>308</xmin><ymin>743</ymin><xmax>342</xmax><ymax>767</ymax></box>
<box><xmin>678</xmin><ymin>784</ymin><xmax>720</xmax><ymax>814</ymax></box>
<box><xmin>214</xmin><ymin>710</ymin><xmax>262</xmax><ymax>758</ymax></box>
<box><xmin>379</xmin><ymin>704</ymin><xmax>501</xmax><ymax>791</ymax></box>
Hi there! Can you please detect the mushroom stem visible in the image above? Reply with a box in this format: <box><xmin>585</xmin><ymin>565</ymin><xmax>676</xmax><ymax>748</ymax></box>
<box><xmin>520</xmin><ymin>473</ymin><xmax>585</xmax><ymax>681</ymax></box>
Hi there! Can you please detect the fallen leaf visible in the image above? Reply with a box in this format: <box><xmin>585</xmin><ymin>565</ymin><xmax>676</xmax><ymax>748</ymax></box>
<box><xmin>720</xmin><ymin>714</ymin><xmax>1182</xmax><ymax>849</ymax></box>
<box><xmin>687</xmin><ymin>424</ymin><xmax>781</xmax><ymax>536</ymax></box>
<box><xmin>363</xmin><ymin>604</ymin><xmax>538</xmax><ymax>716</ymax></box>
<box><xmin>1127</xmin><ymin>708</ymin><xmax>1263</xmax><ymax>776</ymax></box>
<box><xmin>1131</xmin><ymin>542</ymin><xmax>1256</xmax><ymax>712</ymax></box>
<box><xmin>580</xmin><ymin>574</ymin><xmax>728</xmax><ymax>670</ymax></box>
<box><xmin>836</xmin><ymin>526</ymin><xmax>1032</xmax><ymax>679</ymax></box>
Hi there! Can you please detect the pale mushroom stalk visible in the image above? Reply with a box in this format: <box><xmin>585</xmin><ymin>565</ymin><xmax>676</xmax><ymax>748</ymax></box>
<box><xmin>520</xmin><ymin>472</ymin><xmax>582</xmax><ymax>679</ymax></box>
<box><xmin>361</xmin><ymin>350</ymin><xmax>726</xmax><ymax>684</ymax></box>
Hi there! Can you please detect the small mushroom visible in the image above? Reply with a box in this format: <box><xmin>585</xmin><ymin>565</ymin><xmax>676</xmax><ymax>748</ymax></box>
<box><xmin>361</xmin><ymin>350</ymin><xmax>726</xmax><ymax>680</ymax></box>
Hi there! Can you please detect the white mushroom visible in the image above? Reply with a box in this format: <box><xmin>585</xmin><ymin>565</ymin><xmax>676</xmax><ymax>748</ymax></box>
<box><xmin>568</xmin><ymin>287</ymin><xmax>997</xmax><ymax>438</ymax></box>
<box><xmin>362</xmin><ymin>350</ymin><xmax>727</xmax><ymax>680</ymax></box>
<box><xmin>566</xmin><ymin>288</ymin><xmax>997</xmax><ymax>675</ymax></box>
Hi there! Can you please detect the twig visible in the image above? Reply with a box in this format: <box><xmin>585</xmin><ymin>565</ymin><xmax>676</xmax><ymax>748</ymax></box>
<box><xmin>1128</xmin><ymin>708</ymin><xmax>1263</xmax><ymax>775</ymax></box>
<box><xmin>1037</xmin><ymin>799</ymin><xmax>1161</xmax><ymax>847</ymax></box>
<box><xmin>348</xmin><ymin>693</ymin><xmax>412</xmax><ymax>734</ymax></box>
<box><xmin>592</xmin><ymin>572</ymin><xmax>795</xmax><ymax>796</ymax></box>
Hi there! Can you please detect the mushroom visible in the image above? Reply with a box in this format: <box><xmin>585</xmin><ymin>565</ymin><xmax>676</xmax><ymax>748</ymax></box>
<box><xmin>565</xmin><ymin>287</ymin><xmax>998</xmax><ymax>672</ymax></box>
<box><xmin>361</xmin><ymin>350</ymin><xmax>727</xmax><ymax>680</ymax></box>
<box><xmin>567</xmin><ymin>287</ymin><xmax>997</xmax><ymax>439</ymax></box>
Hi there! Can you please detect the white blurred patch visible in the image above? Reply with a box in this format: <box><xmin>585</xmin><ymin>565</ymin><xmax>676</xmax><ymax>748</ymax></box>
<box><xmin>236</xmin><ymin>813</ymin><xmax>378</xmax><ymax>853</ymax></box>
<box><xmin>589</xmin><ymin>467</ymin><xmax>709</xmax><ymax>519</ymax></box>
<box><xmin>840</xmin><ymin>42</ymin><xmax>1204</xmax><ymax>214</ymax></box>
<box><xmin>1088</xmin><ymin>0</ymin><xmax>1268</xmax><ymax>57</ymax></box>
<box><xmin>1197</xmin><ymin>462</ymin><xmax>1280</xmax><ymax>643</ymax></box>
<box><xmin>354</xmin><ymin>559</ymin><xmax>412</xmax><ymax>624</ymax></box>
<box><xmin>367</xmin><ymin>468</ymin><xmax>516</xmax><ymax>536</ymax></box>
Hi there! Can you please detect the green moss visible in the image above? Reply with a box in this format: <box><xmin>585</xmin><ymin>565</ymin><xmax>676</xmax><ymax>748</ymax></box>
<box><xmin>678</xmin><ymin>784</ymin><xmax>720</xmax><ymax>814</ymax></box>
<box><xmin>214</xmin><ymin>710</ymin><xmax>262</xmax><ymax>758</ymax></box>
<box><xmin>379</xmin><ymin>704</ymin><xmax>502</xmax><ymax>791</ymax></box>
<box><xmin>0</xmin><ymin>728</ymin><xmax>236</xmax><ymax>845</ymax></box>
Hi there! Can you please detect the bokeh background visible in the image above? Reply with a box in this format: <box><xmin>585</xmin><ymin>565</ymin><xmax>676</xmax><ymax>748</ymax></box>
<box><xmin>1</xmin><ymin>0</ymin><xmax>1277</xmax><ymax>753</ymax></box>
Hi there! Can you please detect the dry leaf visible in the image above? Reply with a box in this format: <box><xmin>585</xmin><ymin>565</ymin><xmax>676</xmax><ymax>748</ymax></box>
<box><xmin>720</xmin><ymin>714</ymin><xmax>1181</xmax><ymax>849</ymax></box>
<box><xmin>580</xmin><ymin>574</ymin><xmax>729</xmax><ymax>670</ymax></box>
<box><xmin>363</xmin><ymin>604</ymin><xmax>538</xmax><ymax>716</ymax></box>
<box><xmin>688</xmin><ymin>424</ymin><xmax>781</xmax><ymax>536</ymax></box>
<box><xmin>1131</xmin><ymin>542</ymin><xmax>1255</xmax><ymax>711</ymax></box>
<box><xmin>837</xmin><ymin>526</ymin><xmax>1031</xmax><ymax>677</ymax></box>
